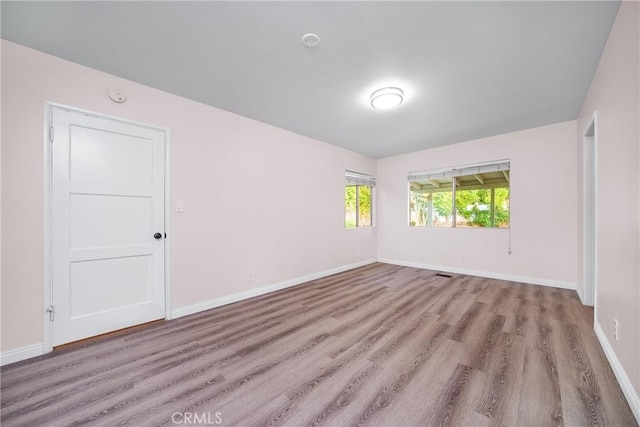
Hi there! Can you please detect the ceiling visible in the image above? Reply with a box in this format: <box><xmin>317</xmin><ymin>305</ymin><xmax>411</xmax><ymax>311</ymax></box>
<box><xmin>1</xmin><ymin>1</ymin><xmax>620</xmax><ymax>158</ymax></box>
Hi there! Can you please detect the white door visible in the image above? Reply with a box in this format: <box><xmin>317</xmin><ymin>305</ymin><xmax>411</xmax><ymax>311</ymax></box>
<box><xmin>51</xmin><ymin>107</ymin><xmax>166</xmax><ymax>346</ymax></box>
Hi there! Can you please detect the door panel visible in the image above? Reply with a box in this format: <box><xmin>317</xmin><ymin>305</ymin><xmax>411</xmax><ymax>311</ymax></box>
<box><xmin>69</xmin><ymin>126</ymin><xmax>154</xmax><ymax>185</ymax></box>
<box><xmin>70</xmin><ymin>256</ymin><xmax>153</xmax><ymax>318</ymax></box>
<box><xmin>69</xmin><ymin>194</ymin><xmax>153</xmax><ymax>248</ymax></box>
<box><xmin>51</xmin><ymin>107</ymin><xmax>166</xmax><ymax>346</ymax></box>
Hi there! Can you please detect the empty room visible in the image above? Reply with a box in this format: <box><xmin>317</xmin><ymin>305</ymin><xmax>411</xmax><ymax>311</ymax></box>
<box><xmin>1</xmin><ymin>1</ymin><xmax>639</xmax><ymax>426</ymax></box>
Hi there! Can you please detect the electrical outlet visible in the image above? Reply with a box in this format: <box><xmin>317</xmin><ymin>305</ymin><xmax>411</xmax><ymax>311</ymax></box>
<box><xmin>462</xmin><ymin>256</ymin><xmax>466</xmax><ymax>263</ymax></box>
<box><xmin>248</xmin><ymin>273</ymin><xmax>254</xmax><ymax>282</ymax></box>
<box><xmin>614</xmin><ymin>319</ymin><xmax>619</xmax><ymax>341</ymax></box>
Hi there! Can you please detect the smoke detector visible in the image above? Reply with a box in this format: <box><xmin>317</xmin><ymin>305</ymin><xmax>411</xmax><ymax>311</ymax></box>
<box><xmin>108</xmin><ymin>88</ymin><xmax>127</xmax><ymax>103</ymax></box>
<box><xmin>301</xmin><ymin>33</ymin><xmax>320</xmax><ymax>48</ymax></box>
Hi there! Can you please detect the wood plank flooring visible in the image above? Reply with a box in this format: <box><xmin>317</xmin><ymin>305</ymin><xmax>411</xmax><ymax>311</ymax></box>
<box><xmin>1</xmin><ymin>263</ymin><xmax>636</xmax><ymax>426</ymax></box>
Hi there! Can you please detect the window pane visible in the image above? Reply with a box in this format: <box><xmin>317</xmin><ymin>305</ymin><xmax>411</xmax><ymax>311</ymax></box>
<box><xmin>455</xmin><ymin>188</ymin><xmax>492</xmax><ymax>227</ymax></box>
<box><xmin>409</xmin><ymin>185</ymin><xmax>453</xmax><ymax>227</ymax></box>
<box><xmin>495</xmin><ymin>187</ymin><xmax>510</xmax><ymax>228</ymax></box>
<box><xmin>432</xmin><ymin>191</ymin><xmax>453</xmax><ymax>227</ymax></box>
<box><xmin>345</xmin><ymin>185</ymin><xmax>356</xmax><ymax>228</ymax></box>
<box><xmin>358</xmin><ymin>185</ymin><xmax>372</xmax><ymax>226</ymax></box>
<box><xmin>409</xmin><ymin>192</ymin><xmax>430</xmax><ymax>227</ymax></box>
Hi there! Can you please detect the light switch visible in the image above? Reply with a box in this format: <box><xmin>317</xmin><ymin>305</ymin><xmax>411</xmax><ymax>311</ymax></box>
<box><xmin>175</xmin><ymin>200</ymin><xmax>184</xmax><ymax>212</ymax></box>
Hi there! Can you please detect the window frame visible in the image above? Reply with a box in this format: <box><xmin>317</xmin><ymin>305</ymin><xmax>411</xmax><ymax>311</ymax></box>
<box><xmin>345</xmin><ymin>171</ymin><xmax>375</xmax><ymax>229</ymax></box>
<box><xmin>408</xmin><ymin>161</ymin><xmax>510</xmax><ymax>229</ymax></box>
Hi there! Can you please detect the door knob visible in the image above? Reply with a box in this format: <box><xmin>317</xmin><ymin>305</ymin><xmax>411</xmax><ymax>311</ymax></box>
<box><xmin>154</xmin><ymin>232</ymin><xmax>163</xmax><ymax>240</ymax></box>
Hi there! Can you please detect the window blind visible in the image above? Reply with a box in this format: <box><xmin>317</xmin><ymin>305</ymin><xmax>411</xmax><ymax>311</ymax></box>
<box><xmin>345</xmin><ymin>171</ymin><xmax>376</xmax><ymax>187</ymax></box>
<box><xmin>408</xmin><ymin>160</ymin><xmax>510</xmax><ymax>182</ymax></box>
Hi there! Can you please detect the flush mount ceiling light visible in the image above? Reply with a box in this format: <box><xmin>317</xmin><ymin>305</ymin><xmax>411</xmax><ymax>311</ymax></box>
<box><xmin>370</xmin><ymin>87</ymin><xmax>404</xmax><ymax>110</ymax></box>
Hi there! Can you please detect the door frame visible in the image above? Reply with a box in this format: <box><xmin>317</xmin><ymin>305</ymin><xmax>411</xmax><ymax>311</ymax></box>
<box><xmin>582</xmin><ymin>112</ymin><xmax>598</xmax><ymax>311</ymax></box>
<box><xmin>42</xmin><ymin>102</ymin><xmax>172</xmax><ymax>353</ymax></box>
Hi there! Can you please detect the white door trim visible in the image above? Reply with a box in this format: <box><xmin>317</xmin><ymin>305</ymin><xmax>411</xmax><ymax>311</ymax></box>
<box><xmin>581</xmin><ymin>112</ymin><xmax>598</xmax><ymax>312</ymax></box>
<box><xmin>43</xmin><ymin>102</ymin><xmax>171</xmax><ymax>353</ymax></box>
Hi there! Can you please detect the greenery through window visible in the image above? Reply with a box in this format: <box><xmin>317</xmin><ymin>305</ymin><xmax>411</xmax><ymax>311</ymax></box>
<box><xmin>345</xmin><ymin>171</ymin><xmax>375</xmax><ymax>228</ymax></box>
<box><xmin>409</xmin><ymin>162</ymin><xmax>510</xmax><ymax>228</ymax></box>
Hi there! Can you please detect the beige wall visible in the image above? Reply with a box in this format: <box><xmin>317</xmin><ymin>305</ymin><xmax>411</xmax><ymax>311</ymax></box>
<box><xmin>577</xmin><ymin>1</ymin><xmax>640</xmax><ymax>396</ymax></box>
<box><xmin>377</xmin><ymin>121</ymin><xmax>578</xmax><ymax>287</ymax></box>
<box><xmin>0</xmin><ymin>41</ymin><xmax>376</xmax><ymax>352</ymax></box>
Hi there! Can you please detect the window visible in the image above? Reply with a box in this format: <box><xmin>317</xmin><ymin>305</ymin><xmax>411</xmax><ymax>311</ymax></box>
<box><xmin>345</xmin><ymin>171</ymin><xmax>375</xmax><ymax>228</ymax></box>
<box><xmin>409</xmin><ymin>161</ymin><xmax>510</xmax><ymax>228</ymax></box>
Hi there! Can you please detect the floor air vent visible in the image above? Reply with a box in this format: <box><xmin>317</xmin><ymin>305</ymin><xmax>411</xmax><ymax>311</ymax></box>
<box><xmin>435</xmin><ymin>272</ymin><xmax>454</xmax><ymax>278</ymax></box>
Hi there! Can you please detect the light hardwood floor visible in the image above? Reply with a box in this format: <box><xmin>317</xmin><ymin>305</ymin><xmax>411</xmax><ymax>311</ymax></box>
<box><xmin>1</xmin><ymin>263</ymin><xmax>637</xmax><ymax>426</ymax></box>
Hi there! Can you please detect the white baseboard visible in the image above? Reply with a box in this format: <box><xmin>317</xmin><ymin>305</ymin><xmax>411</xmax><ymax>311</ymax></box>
<box><xmin>377</xmin><ymin>258</ymin><xmax>576</xmax><ymax>290</ymax></box>
<box><xmin>171</xmin><ymin>259</ymin><xmax>377</xmax><ymax>319</ymax></box>
<box><xmin>1</xmin><ymin>343</ymin><xmax>44</xmax><ymax>367</ymax></box>
<box><xmin>594</xmin><ymin>321</ymin><xmax>640</xmax><ymax>424</ymax></box>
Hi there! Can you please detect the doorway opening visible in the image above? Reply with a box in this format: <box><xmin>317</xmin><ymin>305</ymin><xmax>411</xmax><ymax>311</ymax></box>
<box><xmin>582</xmin><ymin>114</ymin><xmax>597</xmax><ymax>308</ymax></box>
